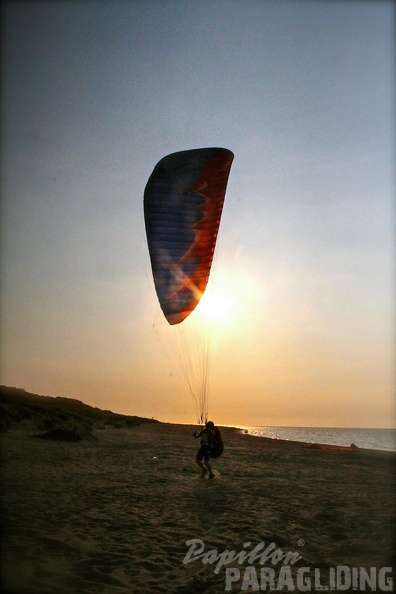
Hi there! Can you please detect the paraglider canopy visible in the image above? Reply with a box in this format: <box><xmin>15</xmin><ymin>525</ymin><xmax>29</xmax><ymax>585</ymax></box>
<box><xmin>144</xmin><ymin>147</ymin><xmax>234</xmax><ymax>325</ymax></box>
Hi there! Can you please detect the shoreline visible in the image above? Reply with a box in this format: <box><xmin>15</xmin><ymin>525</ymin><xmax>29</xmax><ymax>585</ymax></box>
<box><xmin>164</xmin><ymin>422</ymin><xmax>396</xmax><ymax>457</ymax></box>
<box><xmin>227</xmin><ymin>425</ymin><xmax>396</xmax><ymax>456</ymax></box>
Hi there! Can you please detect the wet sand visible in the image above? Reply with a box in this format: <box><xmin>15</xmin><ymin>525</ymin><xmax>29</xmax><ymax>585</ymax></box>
<box><xmin>1</xmin><ymin>423</ymin><xmax>395</xmax><ymax>593</ymax></box>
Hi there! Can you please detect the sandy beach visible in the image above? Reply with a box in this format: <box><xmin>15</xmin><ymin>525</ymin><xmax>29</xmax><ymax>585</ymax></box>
<box><xmin>1</xmin><ymin>423</ymin><xmax>395</xmax><ymax>593</ymax></box>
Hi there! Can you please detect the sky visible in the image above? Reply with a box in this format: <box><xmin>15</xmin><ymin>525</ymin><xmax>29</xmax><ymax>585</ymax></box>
<box><xmin>1</xmin><ymin>0</ymin><xmax>394</xmax><ymax>428</ymax></box>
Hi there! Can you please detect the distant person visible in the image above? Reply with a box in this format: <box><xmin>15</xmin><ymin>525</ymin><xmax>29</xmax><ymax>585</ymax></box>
<box><xmin>193</xmin><ymin>421</ymin><xmax>223</xmax><ymax>479</ymax></box>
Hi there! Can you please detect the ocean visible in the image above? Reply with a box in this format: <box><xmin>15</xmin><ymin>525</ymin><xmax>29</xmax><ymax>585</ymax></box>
<box><xmin>242</xmin><ymin>426</ymin><xmax>396</xmax><ymax>452</ymax></box>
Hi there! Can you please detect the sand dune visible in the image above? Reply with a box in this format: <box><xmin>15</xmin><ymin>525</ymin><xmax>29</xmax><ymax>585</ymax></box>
<box><xmin>1</xmin><ymin>423</ymin><xmax>394</xmax><ymax>593</ymax></box>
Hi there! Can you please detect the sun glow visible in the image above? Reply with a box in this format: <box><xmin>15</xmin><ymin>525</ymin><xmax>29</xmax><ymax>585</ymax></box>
<box><xmin>193</xmin><ymin>268</ymin><xmax>260</xmax><ymax>333</ymax></box>
<box><xmin>198</xmin><ymin>288</ymin><xmax>233</xmax><ymax>322</ymax></box>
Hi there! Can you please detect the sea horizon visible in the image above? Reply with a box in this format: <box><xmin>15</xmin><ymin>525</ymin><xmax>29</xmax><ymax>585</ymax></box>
<box><xmin>238</xmin><ymin>426</ymin><xmax>396</xmax><ymax>452</ymax></box>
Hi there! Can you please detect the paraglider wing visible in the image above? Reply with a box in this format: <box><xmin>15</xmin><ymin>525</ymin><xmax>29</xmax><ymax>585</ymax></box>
<box><xmin>144</xmin><ymin>147</ymin><xmax>234</xmax><ymax>325</ymax></box>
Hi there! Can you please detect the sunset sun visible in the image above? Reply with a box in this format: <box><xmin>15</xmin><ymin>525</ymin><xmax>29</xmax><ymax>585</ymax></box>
<box><xmin>197</xmin><ymin>284</ymin><xmax>234</xmax><ymax>323</ymax></box>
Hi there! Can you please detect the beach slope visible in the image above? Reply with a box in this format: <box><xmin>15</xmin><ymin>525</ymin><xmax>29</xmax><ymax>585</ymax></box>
<box><xmin>1</xmin><ymin>423</ymin><xmax>394</xmax><ymax>593</ymax></box>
